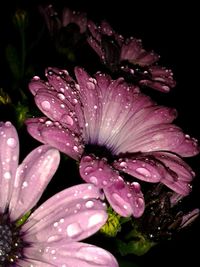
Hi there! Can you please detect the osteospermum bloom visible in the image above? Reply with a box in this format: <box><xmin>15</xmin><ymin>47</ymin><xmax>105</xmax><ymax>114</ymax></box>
<box><xmin>39</xmin><ymin>4</ymin><xmax>87</xmax><ymax>36</ymax></box>
<box><xmin>0</xmin><ymin>121</ymin><xmax>118</xmax><ymax>267</ymax></box>
<box><xmin>26</xmin><ymin>67</ymin><xmax>198</xmax><ymax>218</ymax></box>
<box><xmin>87</xmin><ymin>20</ymin><xmax>176</xmax><ymax>92</ymax></box>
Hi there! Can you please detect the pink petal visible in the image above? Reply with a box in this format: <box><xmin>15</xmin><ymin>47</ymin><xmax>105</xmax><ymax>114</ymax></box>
<box><xmin>121</xmin><ymin>38</ymin><xmax>159</xmax><ymax>66</ymax></box>
<box><xmin>29</xmin><ymin>78</ymin><xmax>48</xmax><ymax>96</ymax></box>
<box><xmin>104</xmin><ymin>179</ymin><xmax>145</xmax><ymax>217</ymax></box>
<box><xmin>123</xmin><ymin>123</ymin><xmax>198</xmax><ymax>157</ymax></box>
<box><xmin>80</xmin><ymin>155</ymin><xmax>118</xmax><ymax>188</ymax></box>
<box><xmin>26</xmin><ymin>118</ymin><xmax>83</xmax><ymax>160</ymax></box>
<box><xmin>23</xmin><ymin>184</ymin><xmax>107</xmax><ymax>243</ymax></box>
<box><xmin>0</xmin><ymin>121</ymin><xmax>19</xmax><ymax>213</ymax></box>
<box><xmin>24</xmin><ymin>241</ymin><xmax>119</xmax><ymax>267</ymax></box>
<box><xmin>114</xmin><ymin>157</ymin><xmax>163</xmax><ymax>183</ymax></box>
<box><xmin>9</xmin><ymin>145</ymin><xmax>60</xmax><ymax>221</ymax></box>
<box><xmin>75</xmin><ymin>67</ymin><xmax>103</xmax><ymax>143</ymax></box>
<box><xmin>35</xmin><ymin>89</ymin><xmax>80</xmax><ymax>133</ymax></box>
<box><xmin>153</xmin><ymin>152</ymin><xmax>195</xmax><ymax>195</ymax></box>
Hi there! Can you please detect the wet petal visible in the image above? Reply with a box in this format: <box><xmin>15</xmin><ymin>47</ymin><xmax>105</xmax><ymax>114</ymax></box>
<box><xmin>104</xmin><ymin>179</ymin><xmax>145</xmax><ymax>217</ymax></box>
<box><xmin>153</xmin><ymin>152</ymin><xmax>195</xmax><ymax>195</ymax></box>
<box><xmin>75</xmin><ymin>67</ymin><xmax>102</xmax><ymax>143</ymax></box>
<box><xmin>24</xmin><ymin>241</ymin><xmax>119</xmax><ymax>267</ymax></box>
<box><xmin>35</xmin><ymin>90</ymin><xmax>80</xmax><ymax>133</ymax></box>
<box><xmin>26</xmin><ymin>118</ymin><xmax>83</xmax><ymax>160</ymax></box>
<box><xmin>9</xmin><ymin>145</ymin><xmax>60</xmax><ymax>221</ymax></box>
<box><xmin>121</xmin><ymin>38</ymin><xmax>159</xmax><ymax>66</ymax></box>
<box><xmin>23</xmin><ymin>184</ymin><xmax>107</xmax><ymax>243</ymax></box>
<box><xmin>0</xmin><ymin>121</ymin><xmax>19</xmax><ymax>213</ymax></box>
<box><xmin>122</xmin><ymin>124</ymin><xmax>198</xmax><ymax>157</ymax></box>
<box><xmin>114</xmin><ymin>157</ymin><xmax>163</xmax><ymax>182</ymax></box>
<box><xmin>80</xmin><ymin>154</ymin><xmax>118</xmax><ymax>188</ymax></box>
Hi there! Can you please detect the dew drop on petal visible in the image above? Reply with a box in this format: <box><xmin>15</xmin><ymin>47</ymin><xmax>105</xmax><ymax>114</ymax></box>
<box><xmin>7</xmin><ymin>137</ymin><xmax>17</xmax><ymax>148</ymax></box>
<box><xmin>88</xmin><ymin>213</ymin><xmax>104</xmax><ymax>227</ymax></box>
<box><xmin>135</xmin><ymin>197</ymin><xmax>144</xmax><ymax>209</ymax></box>
<box><xmin>84</xmin><ymin>166</ymin><xmax>93</xmax><ymax>175</ymax></box>
<box><xmin>4</xmin><ymin>171</ymin><xmax>11</xmax><ymax>179</ymax></box>
<box><xmin>119</xmin><ymin>161</ymin><xmax>127</xmax><ymax>168</ymax></box>
<box><xmin>136</xmin><ymin>167</ymin><xmax>151</xmax><ymax>177</ymax></box>
<box><xmin>5</xmin><ymin>121</ymin><xmax>11</xmax><ymax>127</ymax></box>
<box><xmin>47</xmin><ymin>235</ymin><xmax>60</xmax><ymax>242</ymax></box>
<box><xmin>90</xmin><ymin>176</ymin><xmax>98</xmax><ymax>185</ymax></box>
<box><xmin>87</xmin><ymin>81</ymin><xmax>95</xmax><ymax>90</ymax></box>
<box><xmin>66</xmin><ymin>222</ymin><xmax>83</xmax><ymax>238</ymax></box>
<box><xmin>73</xmin><ymin>146</ymin><xmax>78</xmax><ymax>152</ymax></box>
<box><xmin>33</xmin><ymin>75</ymin><xmax>40</xmax><ymax>80</ymax></box>
<box><xmin>85</xmin><ymin>200</ymin><xmax>94</xmax><ymax>208</ymax></box>
<box><xmin>41</xmin><ymin>100</ymin><xmax>51</xmax><ymax>111</ymax></box>
<box><xmin>63</xmin><ymin>115</ymin><xmax>74</xmax><ymax>126</ymax></box>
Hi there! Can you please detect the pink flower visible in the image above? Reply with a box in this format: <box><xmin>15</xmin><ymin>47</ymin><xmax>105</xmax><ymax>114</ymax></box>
<box><xmin>87</xmin><ymin>20</ymin><xmax>176</xmax><ymax>92</ymax></box>
<box><xmin>39</xmin><ymin>4</ymin><xmax>87</xmax><ymax>36</ymax></box>
<box><xmin>0</xmin><ymin>121</ymin><xmax>118</xmax><ymax>267</ymax></box>
<box><xmin>26</xmin><ymin>67</ymin><xmax>198</xmax><ymax>218</ymax></box>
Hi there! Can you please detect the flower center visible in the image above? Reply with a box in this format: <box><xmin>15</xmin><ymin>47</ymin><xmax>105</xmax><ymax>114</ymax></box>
<box><xmin>85</xmin><ymin>144</ymin><xmax>115</xmax><ymax>163</ymax></box>
<box><xmin>0</xmin><ymin>213</ymin><xmax>24</xmax><ymax>265</ymax></box>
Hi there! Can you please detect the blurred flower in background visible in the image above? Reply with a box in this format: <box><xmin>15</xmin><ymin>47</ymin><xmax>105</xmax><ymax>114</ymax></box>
<box><xmin>88</xmin><ymin>20</ymin><xmax>176</xmax><ymax>92</ymax></box>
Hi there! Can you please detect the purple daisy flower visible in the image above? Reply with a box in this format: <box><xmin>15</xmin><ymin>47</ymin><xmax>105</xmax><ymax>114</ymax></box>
<box><xmin>39</xmin><ymin>4</ymin><xmax>87</xmax><ymax>37</ymax></box>
<box><xmin>87</xmin><ymin>20</ymin><xmax>176</xmax><ymax>92</ymax></box>
<box><xmin>0</xmin><ymin>121</ymin><xmax>118</xmax><ymax>267</ymax></box>
<box><xmin>26</xmin><ymin>67</ymin><xmax>199</xmax><ymax>218</ymax></box>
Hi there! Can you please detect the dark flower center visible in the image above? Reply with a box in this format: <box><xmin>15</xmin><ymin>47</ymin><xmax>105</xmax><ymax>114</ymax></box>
<box><xmin>85</xmin><ymin>143</ymin><xmax>115</xmax><ymax>163</ymax></box>
<box><xmin>0</xmin><ymin>213</ymin><xmax>24</xmax><ymax>265</ymax></box>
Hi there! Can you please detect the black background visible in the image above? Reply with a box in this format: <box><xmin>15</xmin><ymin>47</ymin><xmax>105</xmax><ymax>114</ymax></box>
<box><xmin>1</xmin><ymin>0</ymin><xmax>199</xmax><ymax>266</ymax></box>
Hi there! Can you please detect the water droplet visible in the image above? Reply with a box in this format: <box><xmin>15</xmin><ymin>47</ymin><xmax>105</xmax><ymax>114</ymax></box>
<box><xmin>57</xmin><ymin>93</ymin><xmax>65</xmax><ymax>100</ymax></box>
<box><xmin>53</xmin><ymin>222</ymin><xmax>58</xmax><ymax>227</ymax></box>
<box><xmin>102</xmin><ymin>180</ymin><xmax>107</xmax><ymax>186</ymax></box>
<box><xmin>85</xmin><ymin>200</ymin><xmax>94</xmax><ymax>208</ymax></box>
<box><xmin>63</xmin><ymin>115</ymin><xmax>74</xmax><ymax>126</ymax></box>
<box><xmin>88</xmin><ymin>213</ymin><xmax>104</xmax><ymax>227</ymax></box>
<box><xmin>90</xmin><ymin>176</ymin><xmax>98</xmax><ymax>185</ymax></box>
<box><xmin>41</xmin><ymin>100</ymin><xmax>51</xmax><ymax>111</ymax></box>
<box><xmin>5</xmin><ymin>121</ymin><xmax>11</xmax><ymax>127</ymax></box>
<box><xmin>87</xmin><ymin>81</ymin><xmax>95</xmax><ymax>90</ymax></box>
<box><xmin>4</xmin><ymin>171</ymin><xmax>11</xmax><ymax>179</ymax></box>
<box><xmin>47</xmin><ymin>235</ymin><xmax>60</xmax><ymax>242</ymax></box>
<box><xmin>119</xmin><ymin>161</ymin><xmax>127</xmax><ymax>168</ymax></box>
<box><xmin>73</xmin><ymin>146</ymin><xmax>78</xmax><ymax>152</ymax></box>
<box><xmin>7</xmin><ymin>137</ymin><xmax>17</xmax><ymax>148</ymax></box>
<box><xmin>66</xmin><ymin>222</ymin><xmax>82</xmax><ymax>237</ymax></box>
<box><xmin>135</xmin><ymin>197</ymin><xmax>144</xmax><ymax>208</ymax></box>
<box><xmin>22</xmin><ymin>181</ymin><xmax>28</xmax><ymax>188</ymax></box>
<box><xmin>136</xmin><ymin>167</ymin><xmax>151</xmax><ymax>177</ymax></box>
<box><xmin>84</xmin><ymin>166</ymin><xmax>93</xmax><ymax>175</ymax></box>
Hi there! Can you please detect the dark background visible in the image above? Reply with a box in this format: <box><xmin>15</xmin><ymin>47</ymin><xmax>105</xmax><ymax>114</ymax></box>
<box><xmin>1</xmin><ymin>1</ymin><xmax>199</xmax><ymax>266</ymax></box>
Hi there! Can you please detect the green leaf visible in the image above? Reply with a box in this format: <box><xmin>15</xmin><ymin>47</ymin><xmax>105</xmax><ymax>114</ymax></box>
<box><xmin>6</xmin><ymin>44</ymin><xmax>21</xmax><ymax>80</ymax></box>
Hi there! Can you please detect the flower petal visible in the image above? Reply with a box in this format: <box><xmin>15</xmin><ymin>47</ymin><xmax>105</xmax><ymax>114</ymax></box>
<box><xmin>24</xmin><ymin>241</ymin><xmax>119</xmax><ymax>267</ymax></box>
<box><xmin>153</xmin><ymin>152</ymin><xmax>195</xmax><ymax>195</ymax></box>
<box><xmin>0</xmin><ymin>121</ymin><xmax>19</xmax><ymax>213</ymax></box>
<box><xmin>80</xmin><ymin>154</ymin><xmax>118</xmax><ymax>188</ymax></box>
<box><xmin>114</xmin><ymin>157</ymin><xmax>163</xmax><ymax>182</ymax></box>
<box><xmin>104</xmin><ymin>179</ymin><xmax>145</xmax><ymax>217</ymax></box>
<box><xmin>75</xmin><ymin>67</ymin><xmax>103</xmax><ymax>143</ymax></box>
<box><xmin>9</xmin><ymin>145</ymin><xmax>60</xmax><ymax>221</ymax></box>
<box><xmin>23</xmin><ymin>184</ymin><xmax>107</xmax><ymax>243</ymax></box>
<box><xmin>34</xmin><ymin>89</ymin><xmax>80</xmax><ymax>133</ymax></box>
<box><xmin>26</xmin><ymin>117</ymin><xmax>83</xmax><ymax>160</ymax></box>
